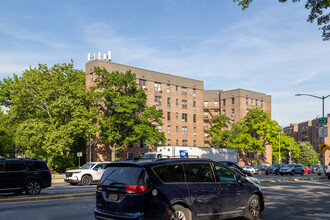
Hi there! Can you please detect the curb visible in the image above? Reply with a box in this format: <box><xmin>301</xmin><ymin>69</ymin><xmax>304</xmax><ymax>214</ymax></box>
<box><xmin>259</xmin><ymin>176</ymin><xmax>322</xmax><ymax>183</ymax></box>
<box><xmin>0</xmin><ymin>192</ymin><xmax>95</xmax><ymax>204</ymax></box>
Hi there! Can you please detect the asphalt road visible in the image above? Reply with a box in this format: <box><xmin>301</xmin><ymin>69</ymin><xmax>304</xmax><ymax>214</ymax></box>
<box><xmin>1</xmin><ymin>178</ymin><xmax>329</xmax><ymax>220</ymax></box>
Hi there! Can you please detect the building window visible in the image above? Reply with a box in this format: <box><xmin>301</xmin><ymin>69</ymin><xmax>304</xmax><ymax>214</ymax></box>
<box><xmin>176</xmin><ymin>126</ymin><xmax>178</xmax><ymax>133</ymax></box>
<box><xmin>155</xmin><ymin>96</ymin><xmax>161</xmax><ymax>106</ymax></box>
<box><xmin>176</xmin><ymin>139</ymin><xmax>178</xmax><ymax>145</ymax></box>
<box><xmin>167</xmin><ymin>112</ymin><xmax>171</xmax><ymax>121</ymax></box>
<box><xmin>176</xmin><ymin>99</ymin><xmax>179</xmax><ymax>106</ymax></box>
<box><xmin>223</xmin><ymin>110</ymin><xmax>226</xmax><ymax>115</ymax></box>
<box><xmin>176</xmin><ymin>112</ymin><xmax>179</xmax><ymax>119</ymax></box>
<box><xmin>193</xmin><ymin>114</ymin><xmax>196</xmax><ymax>123</ymax></box>
<box><xmin>139</xmin><ymin>79</ymin><xmax>146</xmax><ymax>89</ymax></box>
<box><xmin>128</xmin><ymin>153</ymin><xmax>133</xmax><ymax>159</ymax></box>
<box><xmin>156</xmin><ymin>125</ymin><xmax>162</xmax><ymax>132</ymax></box>
<box><xmin>182</xmin><ymin>126</ymin><xmax>188</xmax><ymax>135</ymax></box>
<box><xmin>204</xmin><ymin>112</ymin><xmax>208</xmax><ymax>118</ymax></box>
<box><xmin>90</xmin><ymin>73</ymin><xmax>93</xmax><ymax>83</ymax></box>
<box><xmin>193</xmin><ymin>101</ymin><xmax>196</xmax><ymax>110</ymax></box>
<box><xmin>232</xmin><ymin>98</ymin><xmax>235</xmax><ymax>105</ymax></box>
<box><xmin>167</xmin><ymin>98</ymin><xmax>171</xmax><ymax>107</ymax></box>
<box><xmin>231</xmin><ymin>109</ymin><xmax>235</xmax><ymax>116</ymax></box>
<box><xmin>182</xmin><ymin>87</ymin><xmax>187</xmax><ymax>95</ymax></box>
<box><xmin>204</xmin><ymin>142</ymin><xmax>209</xmax><ymax>147</ymax></box>
<box><xmin>204</xmin><ymin>101</ymin><xmax>208</xmax><ymax>108</ymax></box>
<box><xmin>167</xmin><ymin>84</ymin><xmax>170</xmax><ymax>93</ymax></box>
<box><xmin>193</xmin><ymin>140</ymin><xmax>197</xmax><ymax>147</ymax></box>
<box><xmin>193</xmin><ymin>88</ymin><xmax>196</xmax><ymax>97</ymax></box>
<box><xmin>167</xmin><ymin>139</ymin><xmax>171</xmax><ymax>146</ymax></box>
<box><xmin>193</xmin><ymin>127</ymin><xmax>196</xmax><ymax>136</ymax></box>
<box><xmin>223</xmin><ymin>99</ymin><xmax>226</xmax><ymax>106</ymax></box>
<box><xmin>182</xmin><ymin>113</ymin><xmax>187</xmax><ymax>122</ymax></box>
<box><xmin>182</xmin><ymin>100</ymin><xmax>187</xmax><ymax>109</ymax></box>
<box><xmin>246</xmin><ymin>97</ymin><xmax>248</xmax><ymax>105</ymax></box>
<box><xmin>176</xmin><ymin>85</ymin><xmax>178</xmax><ymax>91</ymax></box>
<box><xmin>154</xmin><ymin>82</ymin><xmax>162</xmax><ymax>92</ymax></box>
<box><xmin>182</xmin><ymin>140</ymin><xmax>188</xmax><ymax>146</ymax></box>
<box><xmin>256</xmin><ymin>100</ymin><xmax>258</xmax><ymax>106</ymax></box>
<box><xmin>204</xmin><ymin>133</ymin><xmax>209</xmax><ymax>139</ymax></box>
<box><xmin>232</xmin><ymin>119</ymin><xmax>235</xmax><ymax>124</ymax></box>
<box><xmin>167</xmin><ymin>126</ymin><xmax>171</xmax><ymax>134</ymax></box>
<box><xmin>205</xmin><ymin>122</ymin><xmax>208</xmax><ymax>129</ymax></box>
<box><xmin>215</xmin><ymin>101</ymin><xmax>218</xmax><ymax>108</ymax></box>
<box><xmin>140</xmin><ymin>139</ymin><xmax>146</xmax><ymax>148</ymax></box>
<box><xmin>261</xmin><ymin>100</ymin><xmax>263</xmax><ymax>107</ymax></box>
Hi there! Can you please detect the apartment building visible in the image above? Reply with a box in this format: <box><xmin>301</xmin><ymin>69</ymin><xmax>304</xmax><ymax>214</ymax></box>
<box><xmin>203</xmin><ymin>89</ymin><xmax>272</xmax><ymax>165</ymax></box>
<box><xmin>284</xmin><ymin>116</ymin><xmax>330</xmax><ymax>165</ymax></box>
<box><xmin>86</xmin><ymin>59</ymin><xmax>204</xmax><ymax>161</ymax></box>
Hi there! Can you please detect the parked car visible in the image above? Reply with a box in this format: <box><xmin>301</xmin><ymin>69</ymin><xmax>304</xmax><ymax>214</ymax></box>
<box><xmin>0</xmin><ymin>158</ymin><xmax>52</xmax><ymax>195</ymax></box>
<box><xmin>64</xmin><ymin>162</ymin><xmax>111</xmax><ymax>185</ymax></box>
<box><xmin>279</xmin><ymin>164</ymin><xmax>304</xmax><ymax>176</ymax></box>
<box><xmin>243</xmin><ymin>166</ymin><xmax>256</xmax><ymax>175</ymax></box>
<box><xmin>310</xmin><ymin>165</ymin><xmax>323</xmax><ymax>173</ymax></box>
<box><xmin>317</xmin><ymin>165</ymin><xmax>330</xmax><ymax>179</ymax></box>
<box><xmin>265</xmin><ymin>164</ymin><xmax>284</xmax><ymax>175</ymax></box>
<box><xmin>95</xmin><ymin>159</ymin><xmax>264</xmax><ymax>220</ymax></box>
<box><xmin>304</xmin><ymin>167</ymin><xmax>312</xmax><ymax>174</ymax></box>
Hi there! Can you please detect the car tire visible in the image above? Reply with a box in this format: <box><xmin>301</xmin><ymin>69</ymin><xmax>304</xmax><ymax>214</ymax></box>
<box><xmin>70</xmin><ymin>182</ymin><xmax>78</xmax><ymax>185</ymax></box>
<box><xmin>280</xmin><ymin>173</ymin><xmax>283</xmax><ymax>176</ymax></box>
<box><xmin>275</xmin><ymin>171</ymin><xmax>278</xmax><ymax>175</ymax></box>
<box><xmin>265</xmin><ymin>173</ymin><xmax>269</xmax><ymax>175</ymax></box>
<box><xmin>25</xmin><ymin>180</ymin><xmax>42</xmax><ymax>195</ymax></box>
<box><xmin>165</xmin><ymin>205</ymin><xmax>191</xmax><ymax>220</ymax></box>
<box><xmin>245</xmin><ymin>194</ymin><xmax>261</xmax><ymax>220</ymax></box>
<box><xmin>81</xmin><ymin>175</ymin><xmax>92</xmax><ymax>185</ymax></box>
<box><xmin>300</xmin><ymin>171</ymin><xmax>304</xmax><ymax>176</ymax></box>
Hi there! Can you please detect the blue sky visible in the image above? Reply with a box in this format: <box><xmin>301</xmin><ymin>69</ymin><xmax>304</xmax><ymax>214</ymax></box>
<box><xmin>1</xmin><ymin>0</ymin><xmax>330</xmax><ymax>127</ymax></box>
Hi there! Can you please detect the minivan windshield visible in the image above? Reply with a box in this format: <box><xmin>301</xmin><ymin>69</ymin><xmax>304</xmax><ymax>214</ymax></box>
<box><xmin>81</xmin><ymin>163</ymin><xmax>96</xmax><ymax>169</ymax></box>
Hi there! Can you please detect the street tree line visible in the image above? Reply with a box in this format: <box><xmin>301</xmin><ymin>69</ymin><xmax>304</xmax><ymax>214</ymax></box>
<box><xmin>0</xmin><ymin>62</ymin><xmax>319</xmax><ymax>172</ymax></box>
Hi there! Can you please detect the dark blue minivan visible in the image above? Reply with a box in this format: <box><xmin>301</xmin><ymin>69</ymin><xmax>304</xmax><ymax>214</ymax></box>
<box><xmin>94</xmin><ymin>159</ymin><xmax>264</xmax><ymax>220</ymax></box>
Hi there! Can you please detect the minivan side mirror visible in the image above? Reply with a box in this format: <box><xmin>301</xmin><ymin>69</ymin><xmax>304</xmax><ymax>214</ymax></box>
<box><xmin>237</xmin><ymin>176</ymin><xmax>242</xmax><ymax>185</ymax></box>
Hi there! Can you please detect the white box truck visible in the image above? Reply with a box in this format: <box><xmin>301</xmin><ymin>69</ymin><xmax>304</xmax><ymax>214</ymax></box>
<box><xmin>155</xmin><ymin>146</ymin><xmax>238</xmax><ymax>163</ymax></box>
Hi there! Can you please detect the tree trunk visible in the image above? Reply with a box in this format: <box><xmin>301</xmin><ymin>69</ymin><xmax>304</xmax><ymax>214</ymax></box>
<box><xmin>109</xmin><ymin>146</ymin><xmax>116</xmax><ymax>162</ymax></box>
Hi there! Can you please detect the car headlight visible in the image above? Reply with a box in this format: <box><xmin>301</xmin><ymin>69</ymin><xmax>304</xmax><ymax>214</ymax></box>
<box><xmin>71</xmin><ymin>171</ymin><xmax>81</xmax><ymax>174</ymax></box>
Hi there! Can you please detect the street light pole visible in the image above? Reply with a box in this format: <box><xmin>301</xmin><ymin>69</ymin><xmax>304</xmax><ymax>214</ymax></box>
<box><xmin>278</xmin><ymin>132</ymin><xmax>281</xmax><ymax>164</ymax></box>
<box><xmin>295</xmin><ymin>93</ymin><xmax>330</xmax><ymax>178</ymax></box>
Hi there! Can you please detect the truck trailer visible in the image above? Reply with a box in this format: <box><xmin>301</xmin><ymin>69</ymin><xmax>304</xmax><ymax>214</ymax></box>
<box><xmin>154</xmin><ymin>146</ymin><xmax>238</xmax><ymax>163</ymax></box>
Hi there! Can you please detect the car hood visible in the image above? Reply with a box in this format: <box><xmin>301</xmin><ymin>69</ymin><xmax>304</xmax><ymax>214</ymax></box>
<box><xmin>66</xmin><ymin>169</ymin><xmax>86</xmax><ymax>173</ymax></box>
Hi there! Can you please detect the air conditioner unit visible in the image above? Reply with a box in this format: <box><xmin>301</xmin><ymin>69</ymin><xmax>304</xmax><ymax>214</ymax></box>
<box><xmin>155</xmin><ymin>102</ymin><xmax>160</xmax><ymax>106</ymax></box>
<box><xmin>159</xmin><ymin>88</ymin><xmax>163</xmax><ymax>92</ymax></box>
<box><xmin>142</xmin><ymin>85</ymin><xmax>148</xmax><ymax>90</ymax></box>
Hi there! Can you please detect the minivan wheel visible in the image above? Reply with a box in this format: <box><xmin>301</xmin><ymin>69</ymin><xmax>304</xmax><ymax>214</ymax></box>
<box><xmin>300</xmin><ymin>171</ymin><xmax>304</xmax><ymax>176</ymax></box>
<box><xmin>166</xmin><ymin>205</ymin><xmax>191</xmax><ymax>220</ymax></box>
<box><xmin>25</xmin><ymin>180</ymin><xmax>41</xmax><ymax>195</ymax></box>
<box><xmin>245</xmin><ymin>195</ymin><xmax>261</xmax><ymax>220</ymax></box>
<box><xmin>81</xmin><ymin>175</ymin><xmax>92</xmax><ymax>185</ymax></box>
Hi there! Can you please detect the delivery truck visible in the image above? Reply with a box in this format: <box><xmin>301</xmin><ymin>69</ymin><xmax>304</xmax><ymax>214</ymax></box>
<box><xmin>144</xmin><ymin>146</ymin><xmax>238</xmax><ymax>163</ymax></box>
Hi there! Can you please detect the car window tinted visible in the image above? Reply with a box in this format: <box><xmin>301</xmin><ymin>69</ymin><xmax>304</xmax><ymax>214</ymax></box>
<box><xmin>153</xmin><ymin>164</ymin><xmax>185</xmax><ymax>183</ymax></box>
<box><xmin>0</xmin><ymin>162</ymin><xmax>4</xmax><ymax>171</ymax></box>
<box><xmin>215</xmin><ymin>165</ymin><xmax>237</xmax><ymax>183</ymax></box>
<box><xmin>30</xmin><ymin>161</ymin><xmax>48</xmax><ymax>170</ymax></box>
<box><xmin>6</xmin><ymin>161</ymin><xmax>26</xmax><ymax>171</ymax></box>
<box><xmin>102</xmin><ymin>166</ymin><xmax>148</xmax><ymax>185</ymax></box>
<box><xmin>94</xmin><ymin>163</ymin><xmax>106</xmax><ymax>170</ymax></box>
<box><xmin>183</xmin><ymin>163</ymin><xmax>215</xmax><ymax>183</ymax></box>
<box><xmin>81</xmin><ymin>163</ymin><xmax>96</xmax><ymax>169</ymax></box>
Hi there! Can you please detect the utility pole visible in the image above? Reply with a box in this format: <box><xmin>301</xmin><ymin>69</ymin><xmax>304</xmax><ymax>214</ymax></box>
<box><xmin>279</xmin><ymin>132</ymin><xmax>281</xmax><ymax>164</ymax></box>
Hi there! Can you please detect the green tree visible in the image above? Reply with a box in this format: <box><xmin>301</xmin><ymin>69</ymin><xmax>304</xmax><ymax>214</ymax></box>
<box><xmin>91</xmin><ymin>67</ymin><xmax>166</xmax><ymax>161</ymax></box>
<box><xmin>0</xmin><ymin>110</ymin><xmax>15</xmax><ymax>157</ymax></box>
<box><xmin>205</xmin><ymin>115</ymin><xmax>231</xmax><ymax>148</ymax></box>
<box><xmin>228</xmin><ymin>107</ymin><xmax>282</xmax><ymax>164</ymax></box>
<box><xmin>233</xmin><ymin>0</ymin><xmax>330</xmax><ymax>40</ymax></box>
<box><xmin>295</xmin><ymin>142</ymin><xmax>319</xmax><ymax>166</ymax></box>
<box><xmin>1</xmin><ymin>63</ymin><xmax>98</xmax><ymax>171</ymax></box>
<box><xmin>271</xmin><ymin>132</ymin><xmax>300</xmax><ymax>164</ymax></box>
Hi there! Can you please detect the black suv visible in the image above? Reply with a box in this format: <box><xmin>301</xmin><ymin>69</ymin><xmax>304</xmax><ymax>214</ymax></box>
<box><xmin>265</xmin><ymin>164</ymin><xmax>284</xmax><ymax>175</ymax></box>
<box><xmin>95</xmin><ymin>159</ymin><xmax>264</xmax><ymax>220</ymax></box>
<box><xmin>0</xmin><ymin>158</ymin><xmax>52</xmax><ymax>195</ymax></box>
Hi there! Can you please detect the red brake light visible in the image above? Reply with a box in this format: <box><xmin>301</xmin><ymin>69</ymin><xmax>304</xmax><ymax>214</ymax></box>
<box><xmin>48</xmin><ymin>170</ymin><xmax>52</xmax><ymax>175</ymax></box>
<box><xmin>97</xmin><ymin>182</ymin><xmax>103</xmax><ymax>191</ymax></box>
<box><xmin>125</xmin><ymin>185</ymin><xmax>149</xmax><ymax>194</ymax></box>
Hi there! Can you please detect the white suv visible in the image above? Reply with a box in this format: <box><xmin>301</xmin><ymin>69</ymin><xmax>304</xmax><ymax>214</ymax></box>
<box><xmin>64</xmin><ymin>162</ymin><xmax>111</xmax><ymax>185</ymax></box>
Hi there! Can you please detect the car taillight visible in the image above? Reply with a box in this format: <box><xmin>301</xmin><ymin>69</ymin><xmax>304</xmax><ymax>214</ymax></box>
<box><xmin>125</xmin><ymin>185</ymin><xmax>149</xmax><ymax>194</ymax></box>
<box><xmin>48</xmin><ymin>170</ymin><xmax>52</xmax><ymax>175</ymax></box>
<box><xmin>97</xmin><ymin>182</ymin><xmax>103</xmax><ymax>191</ymax></box>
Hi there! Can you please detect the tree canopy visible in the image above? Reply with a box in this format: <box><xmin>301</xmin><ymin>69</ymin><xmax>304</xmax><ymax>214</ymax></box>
<box><xmin>233</xmin><ymin>0</ymin><xmax>330</xmax><ymax>40</ymax></box>
<box><xmin>0</xmin><ymin>63</ymin><xmax>98</xmax><ymax>172</ymax></box>
<box><xmin>295</xmin><ymin>141</ymin><xmax>319</xmax><ymax>166</ymax></box>
<box><xmin>91</xmin><ymin>67</ymin><xmax>166</xmax><ymax>161</ymax></box>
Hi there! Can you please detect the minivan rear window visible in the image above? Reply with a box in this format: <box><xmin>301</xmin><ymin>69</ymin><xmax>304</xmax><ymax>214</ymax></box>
<box><xmin>102</xmin><ymin>166</ymin><xmax>148</xmax><ymax>185</ymax></box>
<box><xmin>152</xmin><ymin>164</ymin><xmax>185</xmax><ymax>183</ymax></box>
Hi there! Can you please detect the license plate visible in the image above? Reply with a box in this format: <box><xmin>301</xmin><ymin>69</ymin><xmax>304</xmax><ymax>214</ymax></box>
<box><xmin>109</xmin><ymin>193</ymin><xmax>118</xmax><ymax>201</ymax></box>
